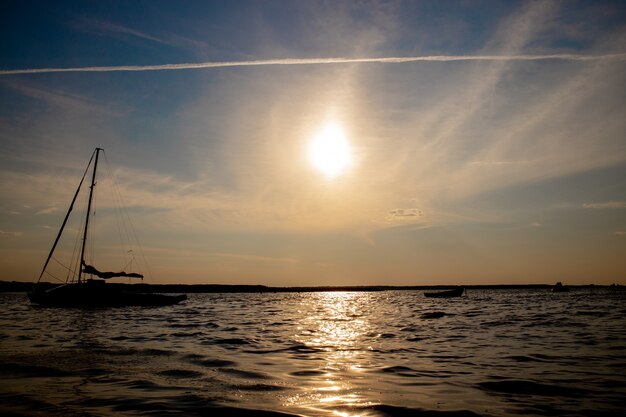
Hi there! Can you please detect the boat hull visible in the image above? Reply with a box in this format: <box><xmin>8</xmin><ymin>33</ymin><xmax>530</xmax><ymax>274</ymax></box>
<box><xmin>28</xmin><ymin>283</ymin><xmax>187</xmax><ymax>307</ymax></box>
<box><xmin>424</xmin><ymin>287</ymin><xmax>465</xmax><ymax>298</ymax></box>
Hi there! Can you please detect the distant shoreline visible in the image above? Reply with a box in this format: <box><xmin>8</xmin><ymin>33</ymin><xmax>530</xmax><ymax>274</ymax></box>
<box><xmin>0</xmin><ymin>280</ymin><xmax>621</xmax><ymax>293</ymax></box>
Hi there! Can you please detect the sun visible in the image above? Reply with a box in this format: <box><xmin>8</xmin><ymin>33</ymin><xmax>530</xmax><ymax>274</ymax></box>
<box><xmin>308</xmin><ymin>122</ymin><xmax>353</xmax><ymax>179</ymax></box>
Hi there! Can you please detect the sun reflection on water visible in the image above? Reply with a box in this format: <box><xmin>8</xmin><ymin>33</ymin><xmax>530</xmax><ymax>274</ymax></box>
<box><xmin>286</xmin><ymin>292</ymin><xmax>377</xmax><ymax>416</ymax></box>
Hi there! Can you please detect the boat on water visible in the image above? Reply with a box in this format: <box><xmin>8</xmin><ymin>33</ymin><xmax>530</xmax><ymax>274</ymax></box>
<box><xmin>28</xmin><ymin>147</ymin><xmax>186</xmax><ymax>307</ymax></box>
<box><xmin>424</xmin><ymin>287</ymin><xmax>465</xmax><ymax>298</ymax></box>
<box><xmin>28</xmin><ymin>280</ymin><xmax>187</xmax><ymax>307</ymax></box>
<box><xmin>551</xmin><ymin>282</ymin><xmax>570</xmax><ymax>293</ymax></box>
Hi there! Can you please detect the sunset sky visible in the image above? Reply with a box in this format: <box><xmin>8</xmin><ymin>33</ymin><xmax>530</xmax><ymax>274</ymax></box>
<box><xmin>1</xmin><ymin>1</ymin><xmax>625</xmax><ymax>286</ymax></box>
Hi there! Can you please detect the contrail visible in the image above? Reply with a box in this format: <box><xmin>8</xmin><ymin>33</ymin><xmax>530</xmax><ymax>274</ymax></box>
<box><xmin>1</xmin><ymin>53</ymin><xmax>625</xmax><ymax>75</ymax></box>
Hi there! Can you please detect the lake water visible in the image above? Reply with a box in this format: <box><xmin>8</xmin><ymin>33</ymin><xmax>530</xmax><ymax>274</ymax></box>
<box><xmin>1</xmin><ymin>289</ymin><xmax>625</xmax><ymax>416</ymax></box>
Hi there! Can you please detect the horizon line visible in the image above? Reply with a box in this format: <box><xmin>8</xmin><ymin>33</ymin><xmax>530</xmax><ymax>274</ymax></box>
<box><xmin>2</xmin><ymin>53</ymin><xmax>626</xmax><ymax>75</ymax></box>
<box><xmin>0</xmin><ymin>280</ymin><xmax>617</xmax><ymax>289</ymax></box>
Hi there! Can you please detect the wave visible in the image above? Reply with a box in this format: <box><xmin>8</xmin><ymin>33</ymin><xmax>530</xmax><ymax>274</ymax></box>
<box><xmin>333</xmin><ymin>404</ymin><xmax>484</xmax><ymax>416</ymax></box>
<box><xmin>157</xmin><ymin>369</ymin><xmax>204</xmax><ymax>379</ymax></box>
<box><xmin>477</xmin><ymin>379</ymin><xmax>587</xmax><ymax>397</ymax></box>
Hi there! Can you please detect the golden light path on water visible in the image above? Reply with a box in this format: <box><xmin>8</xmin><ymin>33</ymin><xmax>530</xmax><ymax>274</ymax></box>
<box><xmin>286</xmin><ymin>292</ymin><xmax>376</xmax><ymax>416</ymax></box>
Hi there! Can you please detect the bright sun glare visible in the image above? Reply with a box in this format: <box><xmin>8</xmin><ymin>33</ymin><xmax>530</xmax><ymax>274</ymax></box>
<box><xmin>308</xmin><ymin>123</ymin><xmax>352</xmax><ymax>179</ymax></box>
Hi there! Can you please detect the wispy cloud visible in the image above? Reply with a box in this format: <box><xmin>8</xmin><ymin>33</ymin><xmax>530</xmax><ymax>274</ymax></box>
<box><xmin>583</xmin><ymin>201</ymin><xmax>626</xmax><ymax>209</ymax></box>
<box><xmin>0</xmin><ymin>230</ymin><xmax>22</xmax><ymax>237</ymax></box>
<box><xmin>36</xmin><ymin>206</ymin><xmax>59</xmax><ymax>215</ymax></box>
<box><xmin>210</xmin><ymin>252</ymin><xmax>301</xmax><ymax>264</ymax></box>
<box><xmin>73</xmin><ymin>18</ymin><xmax>170</xmax><ymax>45</ymax></box>
<box><xmin>469</xmin><ymin>160</ymin><xmax>532</xmax><ymax>166</ymax></box>
<box><xmin>1</xmin><ymin>53</ymin><xmax>624</xmax><ymax>76</ymax></box>
<box><xmin>387</xmin><ymin>208</ymin><xmax>422</xmax><ymax>221</ymax></box>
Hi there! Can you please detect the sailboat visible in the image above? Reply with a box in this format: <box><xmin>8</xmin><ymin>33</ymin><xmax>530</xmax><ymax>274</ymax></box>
<box><xmin>28</xmin><ymin>147</ymin><xmax>187</xmax><ymax>307</ymax></box>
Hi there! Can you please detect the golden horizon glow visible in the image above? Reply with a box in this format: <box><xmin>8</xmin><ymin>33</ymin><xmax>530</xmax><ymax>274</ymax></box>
<box><xmin>308</xmin><ymin>122</ymin><xmax>353</xmax><ymax>179</ymax></box>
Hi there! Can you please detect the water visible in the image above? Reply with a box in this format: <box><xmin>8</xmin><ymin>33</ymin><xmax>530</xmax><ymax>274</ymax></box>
<box><xmin>1</xmin><ymin>289</ymin><xmax>625</xmax><ymax>416</ymax></box>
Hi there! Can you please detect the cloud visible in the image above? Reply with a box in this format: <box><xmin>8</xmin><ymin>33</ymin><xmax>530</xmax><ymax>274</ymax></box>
<box><xmin>210</xmin><ymin>253</ymin><xmax>301</xmax><ymax>264</ymax></box>
<box><xmin>378</xmin><ymin>1</ymin><xmax>626</xmax><ymax>220</ymax></box>
<box><xmin>583</xmin><ymin>201</ymin><xmax>626</xmax><ymax>209</ymax></box>
<box><xmin>73</xmin><ymin>18</ymin><xmax>171</xmax><ymax>45</ymax></box>
<box><xmin>469</xmin><ymin>160</ymin><xmax>532</xmax><ymax>166</ymax></box>
<box><xmin>615</xmin><ymin>230</ymin><xmax>626</xmax><ymax>236</ymax></box>
<box><xmin>3</xmin><ymin>81</ymin><xmax>124</xmax><ymax>115</ymax></box>
<box><xmin>36</xmin><ymin>206</ymin><xmax>59</xmax><ymax>215</ymax></box>
<box><xmin>387</xmin><ymin>208</ymin><xmax>422</xmax><ymax>221</ymax></box>
<box><xmin>1</xmin><ymin>53</ymin><xmax>624</xmax><ymax>76</ymax></box>
<box><xmin>0</xmin><ymin>230</ymin><xmax>22</xmax><ymax>237</ymax></box>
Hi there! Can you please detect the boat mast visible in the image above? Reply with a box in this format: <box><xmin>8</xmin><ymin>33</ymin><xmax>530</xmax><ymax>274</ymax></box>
<box><xmin>36</xmin><ymin>149</ymin><xmax>96</xmax><ymax>283</ymax></box>
<box><xmin>78</xmin><ymin>147</ymin><xmax>102</xmax><ymax>284</ymax></box>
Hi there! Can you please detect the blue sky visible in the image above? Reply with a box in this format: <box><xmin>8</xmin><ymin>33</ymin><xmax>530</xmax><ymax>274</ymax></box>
<box><xmin>1</xmin><ymin>1</ymin><xmax>625</xmax><ymax>285</ymax></box>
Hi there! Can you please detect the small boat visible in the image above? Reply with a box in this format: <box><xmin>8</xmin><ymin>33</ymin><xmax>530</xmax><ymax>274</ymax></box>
<box><xmin>424</xmin><ymin>287</ymin><xmax>465</xmax><ymax>298</ymax></box>
<box><xmin>28</xmin><ymin>148</ymin><xmax>186</xmax><ymax>307</ymax></box>
<box><xmin>551</xmin><ymin>282</ymin><xmax>570</xmax><ymax>293</ymax></box>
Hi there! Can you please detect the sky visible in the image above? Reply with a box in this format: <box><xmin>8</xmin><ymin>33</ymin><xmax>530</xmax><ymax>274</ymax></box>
<box><xmin>1</xmin><ymin>0</ymin><xmax>625</xmax><ymax>286</ymax></box>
